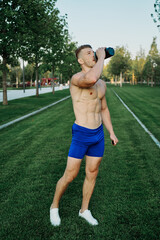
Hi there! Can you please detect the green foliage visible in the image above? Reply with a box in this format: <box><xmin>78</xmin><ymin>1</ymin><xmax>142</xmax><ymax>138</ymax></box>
<box><xmin>151</xmin><ymin>0</ymin><xmax>160</xmax><ymax>32</ymax></box>
<box><xmin>102</xmin><ymin>65</ymin><xmax>111</xmax><ymax>82</ymax></box>
<box><xmin>104</xmin><ymin>38</ymin><xmax>160</xmax><ymax>85</ymax></box>
<box><xmin>8</xmin><ymin>65</ymin><xmax>22</xmax><ymax>85</ymax></box>
<box><xmin>0</xmin><ymin>0</ymin><xmax>19</xmax><ymax>60</ymax></box>
<box><xmin>18</xmin><ymin>0</ymin><xmax>57</xmax><ymax>62</ymax></box>
<box><xmin>25</xmin><ymin>63</ymin><xmax>35</xmax><ymax>82</ymax></box>
<box><xmin>142</xmin><ymin>56</ymin><xmax>152</xmax><ymax>80</ymax></box>
<box><xmin>104</xmin><ymin>46</ymin><xmax>132</xmax><ymax>80</ymax></box>
<box><xmin>0</xmin><ymin>0</ymin><xmax>71</xmax><ymax>101</ymax></box>
<box><xmin>133</xmin><ymin>47</ymin><xmax>146</xmax><ymax>82</ymax></box>
<box><xmin>42</xmin><ymin>10</ymin><xmax>69</xmax><ymax>75</ymax></box>
<box><xmin>58</xmin><ymin>41</ymin><xmax>81</xmax><ymax>82</ymax></box>
<box><xmin>149</xmin><ymin>37</ymin><xmax>159</xmax><ymax>57</ymax></box>
<box><xmin>38</xmin><ymin>63</ymin><xmax>52</xmax><ymax>78</ymax></box>
<box><xmin>143</xmin><ymin>37</ymin><xmax>160</xmax><ymax>85</ymax></box>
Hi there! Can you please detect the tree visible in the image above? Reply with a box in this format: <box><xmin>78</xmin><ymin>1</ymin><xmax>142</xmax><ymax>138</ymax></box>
<box><xmin>25</xmin><ymin>63</ymin><xmax>35</xmax><ymax>86</ymax></box>
<box><xmin>106</xmin><ymin>46</ymin><xmax>132</xmax><ymax>85</ymax></box>
<box><xmin>18</xmin><ymin>0</ymin><xmax>58</xmax><ymax>96</ymax></box>
<box><xmin>0</xmin><ymin>0</ymin><xmax>22</xmax><ymax>104</ymax></box>
<box><xmin>142</xmin><ymin>57</ymin><xmax>152</xmax><ymax>85</ymax></box>
<box><xmin>58</xmin><ymin>41</ymin><xmax>81</xmax><ymax>83</ymax></box>
<box><xmin>143</xmin><ymin>37</ymin><xmax>160</xmax><ymax>86</ymax></box>
<box><xmin>102</xmin><ymin>64</ymin><xmax>112</xmax><ymax>82</ymax></box>
<box><xmin>133</xmin><ymin>47</ymin><xmax>146</xmax><ymax>84</ymax></box>
<box><xmin>9</xmin><ymin>66</ymin><xmax>22</xmax><ymax>88</ymax></box>
<box><xmin>151</xmin><ymin>0</ymin><xmax>160</xmax><ymax>32</ymax></box>
<box><xmin>42</xmin><ymin>10</ymin><xmax>69</xmax><ymax>93</ymax></box>
<box><xmin>0</xmin><ymin>0</ymin><xmax>67</xmax><ymax>104</ymax></box>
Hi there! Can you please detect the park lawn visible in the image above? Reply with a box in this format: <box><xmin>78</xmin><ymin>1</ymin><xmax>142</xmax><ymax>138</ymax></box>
<box><xmin>0</xmin><ymin>89</ymin><xmax>70</xmax><ymax>125</ymax></box>
<box><xmin>108</xmin><ymin>84</ymin><xmax>160</xmax><ymax>141</ymax></box>
<box><xmin>0</xmin><ymin>86</ymin><xmax>160</xmax><ymax>240</ymax></box>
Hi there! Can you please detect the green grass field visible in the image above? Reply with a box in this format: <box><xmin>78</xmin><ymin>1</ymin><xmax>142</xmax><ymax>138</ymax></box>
<box><xmin>0</xmin><ymin>85</ymin><xmax>160</xmax><ymax>240</ymax></box>
<box><xmin>0</xmin><ymin>89</ymin><xmax>70</xmax><ymax>125</ymax></box>
<box><xmin>110</xmin><ymin>85</ymin><xmax>160</xmax><ymax>140</ymax></box>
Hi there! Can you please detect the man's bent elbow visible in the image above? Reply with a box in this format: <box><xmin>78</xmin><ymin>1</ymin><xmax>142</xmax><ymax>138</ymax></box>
<box><xmin>87</xmin><ymin>77</ymin><xmax>97</xmax><ymax>86</ymax></box>
<box><xmin>85</xmin><ymin>72</ymin><xmax>97</xmax><ymax>84</ymax></box>
<box><xmin>76</xmin><ymin>75</ymin><xmax>97</xmax><ymax>88</ymax></box>
<box><xmin>92</xmin><ymin>78</ymin><xmax>97</xmax><ymax>84</ymax></box>
<box><xmin>89</xmin><ymin>80</ymin><xmax>96</xmax><ymax>87</ymax></box>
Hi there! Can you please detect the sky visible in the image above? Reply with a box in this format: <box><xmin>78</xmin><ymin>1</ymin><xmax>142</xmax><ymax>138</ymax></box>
<box><xmin>55</xmin><ymin>0</ymin><xmax>159</xmax><ymax>60</ymax></box>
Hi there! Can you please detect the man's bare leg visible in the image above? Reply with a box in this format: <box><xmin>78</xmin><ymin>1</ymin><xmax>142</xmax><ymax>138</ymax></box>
<box><xmin>50</xmin><ymin>156</ymin><xmax>82</xmax><ymax>226</ymax></box>
<box><xmin>51</xmin><ymin>156</ymin><xmax>82</xmax><ymax>208</ymax></box>
<box><xmin>79</xmin><ymin>156</ymin><xmax>102</xmax><ymax>225</ymax></box>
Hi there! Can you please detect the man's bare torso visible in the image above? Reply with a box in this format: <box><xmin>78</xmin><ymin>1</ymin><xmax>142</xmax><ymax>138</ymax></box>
<box><xmin>70</xmin><ymin>79</ymin><xmax>106</xmax><ymax>129</ymax></box>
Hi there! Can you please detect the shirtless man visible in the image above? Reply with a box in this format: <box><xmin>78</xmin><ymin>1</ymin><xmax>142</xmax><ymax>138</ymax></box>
<box><xmin>50</xmin><ymin>44</ymin><xmax>118</xmax><ymax>226</ymax></box>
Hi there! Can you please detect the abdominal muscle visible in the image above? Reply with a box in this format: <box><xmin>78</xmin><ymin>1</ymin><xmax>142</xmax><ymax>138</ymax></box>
<box><xmin>73</xmin><ymin>98</ymin><xmax>102</xmax><ymax>129</ymax></box>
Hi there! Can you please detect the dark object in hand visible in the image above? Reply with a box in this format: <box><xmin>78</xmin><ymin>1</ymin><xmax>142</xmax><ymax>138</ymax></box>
<box><xmin>111</xmin><ymin>140</ymin><xmax>115</xmax><ymax>145</ymax></box>
<box><xmin>94</xmin><ymin>47</ymin><xmax>115</xmax><ymax>61</ymax></box>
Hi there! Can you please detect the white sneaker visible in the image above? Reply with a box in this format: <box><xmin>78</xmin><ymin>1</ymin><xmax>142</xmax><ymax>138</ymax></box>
<box><xmin>50</xmin><ymin>208</ymin><xmax>61</xmax><ymax>226</ymax></box>
<box><xmin>79</xmin><ymin>209</ymin><xmax>98</xmax><ymax>225</ymax></box>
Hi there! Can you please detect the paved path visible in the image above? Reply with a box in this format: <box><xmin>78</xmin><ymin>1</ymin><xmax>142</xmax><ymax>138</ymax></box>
<box><xmin>0</xmin><ymin>85</ymin><xmax>69</xmax><ymax>102</ymax></box>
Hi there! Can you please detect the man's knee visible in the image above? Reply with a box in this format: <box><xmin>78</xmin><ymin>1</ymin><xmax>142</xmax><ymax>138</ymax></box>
<box><xmin>85</xmin><ymin>168</ymin><xmax>99</xmax><ymax>181</ymax></box>
<box><xmin>63</xmin><ymin>170</ymin><xmax>78</xmax><ymax>183</ymax></box>
<box><xmin>63</xmin><ymin>157</ymin><xmax>82</xmax><ymax>183</ymax></box>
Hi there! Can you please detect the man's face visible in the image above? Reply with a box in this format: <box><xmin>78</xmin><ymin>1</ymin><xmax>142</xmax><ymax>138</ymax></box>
<box><xmin>78</xmin><ymin>48</ymin><xmax>96</xmax><ymax>68</ymax></box>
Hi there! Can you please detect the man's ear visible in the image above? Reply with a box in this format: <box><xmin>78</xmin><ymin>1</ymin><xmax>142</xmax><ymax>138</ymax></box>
<box><xmin>78</xmin><ymin>58</ymin><xmax>84</xmax><ymax>65</ymax></box>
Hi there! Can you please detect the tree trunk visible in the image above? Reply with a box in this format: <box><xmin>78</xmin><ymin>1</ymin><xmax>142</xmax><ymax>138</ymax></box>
<box><xmin>2</xmin><ymin>55</ymin><xmax>8</xmax><ymax>105</ymax></box>
<box><xmin>115</xmin><ymin>76</ymin><xmax>117</xmax><ymax>86</ymax></box>
<box><xmin>52</xmin><ymin>65</ymin><xmax>55</xmax><ymax>94</ymax></box>
<box><xmin>16</xmin><ymin>75</ymin><xmax>18</xmax><ymax>88</ymax></box>
<box><xmin>151</xmin><ymin>76</ymin><xmax>153</xmax><ymax>87</ymax></box>
<box><xmin>35</xmin><ymin>61</ymin><xmax>39</xmax><ymax>97</ymax></box>
<box><xmin>154</xmin><ymin>75</ymin><xmax>156</xmax><ymax>87</ymax></box>
<box><xmin>132</xmin><ymin>72</ymin><xmax>135</xmax><ymax>85</ymax></box>
<box><xmin>120</xmin><ymin>72</ymin><xmax>122</xmax><ymax>87</ymax></box>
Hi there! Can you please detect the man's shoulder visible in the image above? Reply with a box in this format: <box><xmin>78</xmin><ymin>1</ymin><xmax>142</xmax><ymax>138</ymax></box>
<box><xmin>70</xmin><ymin>72</ymin><xmax>82</xmax><ymax>93</ymax></box>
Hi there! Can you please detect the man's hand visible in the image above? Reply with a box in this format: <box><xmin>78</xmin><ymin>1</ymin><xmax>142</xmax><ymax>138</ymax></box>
<box><xmin>110</xmin><ymin>133</ymin><xmax>118</xmax><ymax>146</ymax></box>
<box><xmin>96</xmin><ymin>47</ymin><xmax>105</xmax><ymax>60</ymax></box>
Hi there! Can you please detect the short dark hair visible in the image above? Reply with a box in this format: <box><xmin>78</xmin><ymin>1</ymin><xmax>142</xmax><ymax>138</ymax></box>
<box><xmin>75</xmin><ymin>44</ymin><xmax>92</xmax><ymax>59</ymax></box>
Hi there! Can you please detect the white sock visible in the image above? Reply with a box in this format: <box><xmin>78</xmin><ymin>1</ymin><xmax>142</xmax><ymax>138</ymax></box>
<box><xmin>50</xmin><ymin>208</ymin><xmax>61</xmax><ymax>226</ymax></box>
<box><xmin>79</xmin><ymin>209</ymin><xmax>98</xmax><ymax>225</ymax></box>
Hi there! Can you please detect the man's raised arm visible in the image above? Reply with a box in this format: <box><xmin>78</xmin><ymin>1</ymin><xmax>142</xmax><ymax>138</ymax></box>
<box><xmin>71</xmin><ymin>48</ymin><xmax>105</xmax><ymax>88</ymax></box>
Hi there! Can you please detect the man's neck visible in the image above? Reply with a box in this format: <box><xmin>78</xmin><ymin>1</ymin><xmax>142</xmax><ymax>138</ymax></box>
<box><xmin>81</xmin><ymin>65</ymin><xmax>92</xmax><ymax>73</ymax></box>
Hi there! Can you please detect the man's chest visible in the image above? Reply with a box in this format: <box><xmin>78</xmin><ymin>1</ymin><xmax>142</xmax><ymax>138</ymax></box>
<box><xmin>80</xmin><ymin>82</ymin><xmax>105</xmax><ymax>101</ymax></box>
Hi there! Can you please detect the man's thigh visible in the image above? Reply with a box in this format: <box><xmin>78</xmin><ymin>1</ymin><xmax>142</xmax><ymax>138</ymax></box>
<box><xmin>85</xmin><ymin>155</ymin><xmax>102</xmax><ymax>173</ymax></box>
<box><xmin>64</xmin><ymin>156</ymin><xmax>82</xmax><ymax>175</ymax></box>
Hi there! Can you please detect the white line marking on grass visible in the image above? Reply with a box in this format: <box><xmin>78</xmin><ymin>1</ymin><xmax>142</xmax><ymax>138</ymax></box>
<box><xmin>112</xmin><ymin>89</ymin><xmax>160</xmax><ymax>149</ymax></box>
<box><xmin>0</xmin><ymin>95</ymin><xmax>70</xmax><ymax>130</ymax></box>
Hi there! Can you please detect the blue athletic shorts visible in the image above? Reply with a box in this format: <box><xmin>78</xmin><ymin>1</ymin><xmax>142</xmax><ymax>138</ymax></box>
<box><xmin>68</xmin><ymin>123</ymin><xmax>105</xmax><ymax>159</ymax></box>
